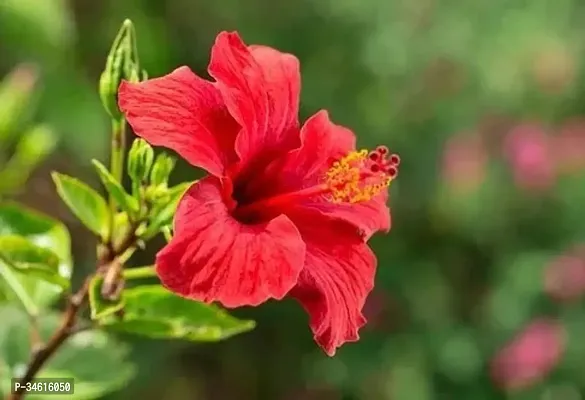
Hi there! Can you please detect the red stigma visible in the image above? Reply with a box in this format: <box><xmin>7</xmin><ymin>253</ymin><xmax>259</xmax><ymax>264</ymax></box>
<box><xmin>376</xmin><ymin>145</ymin><xmax>389</xmax><ymax>155</ymax></box>
<box><xmin>389</xmin><ymin>154</ymin><xmax>400</xmax><ymax>166</ymax></box>
<box><xmin>368</xmin><ymin>151</ymin><xmax>380</xmax><ymax>161</ymax></box>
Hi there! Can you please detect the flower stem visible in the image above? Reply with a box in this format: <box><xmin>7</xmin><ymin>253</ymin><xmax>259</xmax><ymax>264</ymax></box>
<box><xmin>123</xmin><ymin>265</ymin><xmax>156</xmax><ymax>280</ymax></box>
<box><xmin>110</xmin><ymin>118</ymin><xmax>127</xmax><ymax>185</ymax></box>
<box><xmin>109</xmin><ymin>118</ymin><xmax>127</xmax><ymax>209</ymax></box>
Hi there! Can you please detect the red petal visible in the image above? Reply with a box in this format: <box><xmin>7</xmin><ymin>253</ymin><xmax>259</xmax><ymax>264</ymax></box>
<box><xmin>208</xmin><ymin>32</ymin><xmax>301</xmax><ymax>164</ymax></box>
<box><xmin>289</xmin><ymin>210</ymin><xmax>377</xmax><ymax>356</ymax></box>
<box><xmin>309</xmin><ymin>192</ymin><xmax>391</xmax><ymax>241</ymax></box>
<box><xmin>156</xmin><ymin>177</ymin><xmax>306</xmax><ymax>308</ymax></box>
<box><xmin>296</xmin><ymin>112</ymin><xmax>391</xmax><ymax>237</ymax></box>
<box><xmin>282</xmin><ymin>110</ymin><xmax>356</xmax><ymax>183</ymax></box>
<box><xmin>118</xmin><ymin>66</ymin><xmax>240</xmax><ymax>177</ymax></box>
<box><xmin>254</xmin><ymin>110</ymin><xmax>390</xmax><ymax>238</ymax></box>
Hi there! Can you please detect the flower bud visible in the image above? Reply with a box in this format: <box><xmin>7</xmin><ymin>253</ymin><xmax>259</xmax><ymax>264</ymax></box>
<box><xmin>150</xmin><ymin>153</ymin><xmax>176</xmax><ymax>187</ymax></box>
<box><xmin>99</xmin><ymin>19</ymin><xmax>141</xmax><ymax>120</ymax></box>
<box><xmin>127</xmin><ymin>67</ymin><xmax>141</xmax><ymax>84</ymax></box>
<box><xmin>127</xmin><ymin>139</ymin><xmax>154</xmax><ymax>183</ymax></box>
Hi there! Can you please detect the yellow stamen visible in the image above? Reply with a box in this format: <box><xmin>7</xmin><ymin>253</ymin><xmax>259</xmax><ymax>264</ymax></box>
<box><xmin>324</xmin><ymin>149</ymin><xmax>395</xmax><ymax>204</ymax></box>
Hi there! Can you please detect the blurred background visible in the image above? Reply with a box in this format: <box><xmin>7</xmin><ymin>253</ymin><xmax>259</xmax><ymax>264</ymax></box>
<box><xmin>2</xmin><ymin>0</ymin><xmax>585</xmax><ymax>399</ymax></box>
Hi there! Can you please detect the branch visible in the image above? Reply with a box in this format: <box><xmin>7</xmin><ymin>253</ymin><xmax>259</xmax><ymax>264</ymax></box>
<box><xmin>8</xmin><ymin>230</ymin><xmax>138</xmax><ymax>400</ymax></box>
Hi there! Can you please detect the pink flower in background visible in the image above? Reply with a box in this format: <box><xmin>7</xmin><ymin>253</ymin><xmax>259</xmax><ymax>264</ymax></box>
<box><xmin>442</xmin><ymin>132</ymin><xmax>487</xmax><ymax>192</ymax></box>
<box><xmin>544</xmin><ymin>251</ymin><xmax>585</xmax><ymax>302</ymax></box>
<box><xmin>503</xmin><ymin>123</ymin><xmax>556</xmax><ymax>191</ymax></box>
<box><xmin>491</xmin><ymin>318</ymin><xmax>566</xmax><ymax>391</ymax></box>
<box><xmin>552</xmin><ymin>118</ymin><xmax>585</xmax><ymax>174</ymax></box>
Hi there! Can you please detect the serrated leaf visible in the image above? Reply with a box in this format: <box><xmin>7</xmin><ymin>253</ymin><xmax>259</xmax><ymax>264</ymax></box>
<box><xmin>0</xmin><ymin>234</ymin><xmax>69</xmax><ymax>290</ymax></box>
<box><xmin>88</xmin><ymin>275</ymin><xmax>124</xmax><ymax>320</ymax></box>
<box><xmin>51</xmin><ymin>172</ymin><xmax>110</xmax><ymax>240</ymax></box>
<box><xmin>0</xmin><ymin>305</ymin><xmax>134</xmax><ymax>400</ymax></box>
<box><xmin>91</xmin><ymin>159</ymin><xmax>138</xmax><ymax>217</ymax></box>
<box><xmin>0</xmin><ymin>202</ymin><xmax>71</xmax><ymax>307</ymax></box>
<box><xmin>100</xmin><ymin>285</ymin><xmax>255</xmax><ymax>342</ymax></box>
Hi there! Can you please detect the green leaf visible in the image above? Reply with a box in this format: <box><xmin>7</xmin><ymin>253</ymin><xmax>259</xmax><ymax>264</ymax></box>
<box><xmin>51</xmin><ymin>172</ymin><xmax>109</xmax><ymax>239</ymax></box>
<box><xmin>0</xmin><ymin>235</ymin><xmax>59</xmax><ymax>270</ymax></box>
<box><xmin>91</xmin><ymin>159</ymin><xmax>139</xmax><ymax>217</ymax></box>
<box><xmin>0</xmin><ymin>234</ymin><xmax>69</xmax><ymax>290</ymax></box>
<box><xmin>0</xmin><ymin>260</ymin><xmax>38</xmax><ymax>317</ymax></box>
<box><xmin>0</xmin><ymin>124</ymin><xmax>57</xmax><ymax>195</ymax></box>
<box><xmin>88</xmin><ymin>275</ymin><xmax>124</xmax><ymax>320</ymax></box>
<box><xmin>0</xmin><ymin>64</ymin><xmax>38</xmax><ymax>142</ymax></box>
<box><xmin>0</xmin><ymin>202</ymin><xmax>71</xmax><ymax>308</ymax></box>
<box><xmin>0</xmin><ymin>305</ymin><xmax>134</xmax><ymax>400</ymax></box>
<box><xmin>99</xmin><ymin>285</ymin><xmax>255</xmax><ymax>342</ymax></box>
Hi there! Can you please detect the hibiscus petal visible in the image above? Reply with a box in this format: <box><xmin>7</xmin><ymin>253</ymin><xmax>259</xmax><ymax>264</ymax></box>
<box><xmin>296</xmin><ymin>111</ymin><xmax>391</xmax><ymax>237</ymax></box>
<box><xmin>257</xmin><ymin>110</ymin><xmax>390</xmax><ymax>238</ymax></box>
<box><xmin>118</xmin><ymin>66</ymin><xmax>240</xmax><ymax>177</ymax></box>
<box><xmin>307</xmin><ymin>193</ymin><xmax>391</xmax><ymax>241</ymax></box>
<box><xmin>289</xmin><ymin>210</ymin><xmax>377</xmax><ymax>356</ymax></box>
<box><xmin>156</xmin><ymin>176</ymin><xmax>306</xmax><ymax>308</ymax></box>
<box><xmin>208</xmin><ymin>31</ymin><xmax>301</xmax><ymax>163</ymax></box>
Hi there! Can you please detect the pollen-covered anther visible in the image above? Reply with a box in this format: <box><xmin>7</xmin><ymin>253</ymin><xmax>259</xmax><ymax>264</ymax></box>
<box><xmin>325</xmin><ymin>147</ymin><xmax>399</xmax><ymax>204</ymax></box>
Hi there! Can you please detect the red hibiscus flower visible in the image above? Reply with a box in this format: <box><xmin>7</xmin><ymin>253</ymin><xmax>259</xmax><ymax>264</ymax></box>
<box><xmin>118</xmin><ymin>31</ymin><xmax>399</xmax><ymax>356</ymax></box>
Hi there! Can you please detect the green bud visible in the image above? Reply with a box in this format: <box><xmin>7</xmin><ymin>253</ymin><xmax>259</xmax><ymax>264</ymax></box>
<box><xmin>150</xmin><ymin>153</ymin><xmax>176</xmax><ymax>187</ymax></box>
<box><xmin>128</xmin><ymin>66</ymin><xmax>141</xmax><ymax>84</ymax></box>
<box><xmin>99</xmin><ymin>19</ymin><xmax>142</xmax><ymax>120</ymax></box>
<box><xmin>127</xmin><ymin>139</ymin><xmax>154</xmax><ymax>183</ymax></box>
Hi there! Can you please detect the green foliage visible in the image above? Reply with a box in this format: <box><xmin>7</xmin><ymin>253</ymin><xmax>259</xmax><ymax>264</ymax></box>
<box><xmin>91</xmin><ymin>159</ymin><xmax>139</xmax><ymax>218</ymax></box>
<box><xmin>0</xmin><ymin>125</ymin><xmax>57</xmax><ymax>194</ymax></box>
<box><xmin>0</xmin><ymin>235</ymin><xmax>69</xmax><ymax>290</ymax></box>
<box><xmin>0</xmin><ymin>202</ymin><xmax>71</xmax><ymax>309</ymax></box>
<box><xmin>97</xmin><ymin>285</ymin><xmax>256</xmax><ymax>342</ymax></box>
<box><xmin>4</xmin><ymin>0</ymin><xmax>585</xmax><ymax>398</ymax></box>
<box><xmin>51</xmin><ymin>172</ymin><xmax>110</xmax><ymax>240</ymax></box>
<box><xmin>0</xmin><ymin>66</ymin><xmax>57</xmax><ymax>196</ymax></box>
<box><xmin>0</xmin><ymin>65</ymin><xmax>37</xmax><ymax>141</ymax></box>
<box><xmin>0</xmin><ymin>305</ymin><xmax>134</xmax><ymax>400</ymax></box>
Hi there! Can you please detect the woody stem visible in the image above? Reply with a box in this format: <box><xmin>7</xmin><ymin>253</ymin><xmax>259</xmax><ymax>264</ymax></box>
<box><xmin>8</xmin><ymin>229</ymin><xmax>138</xmax><ymax>400</ymax></box>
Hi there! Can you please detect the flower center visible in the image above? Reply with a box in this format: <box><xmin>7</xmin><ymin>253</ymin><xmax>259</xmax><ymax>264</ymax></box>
<box><xmin>325</xmin><ymin>146</ymin><xmax>399</xmax><ymax>203</ymax></box>
<box><xmin>233</xmin><ymin>146</ymin><xmax>399</xmax><ymax>222</ymax></box>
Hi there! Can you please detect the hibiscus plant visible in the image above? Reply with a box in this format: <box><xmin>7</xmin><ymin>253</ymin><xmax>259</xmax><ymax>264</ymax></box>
<box><xmin>1</xmin><ymin>19</ymin><xmax>398</xmax><ymax>399</ymax></box>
